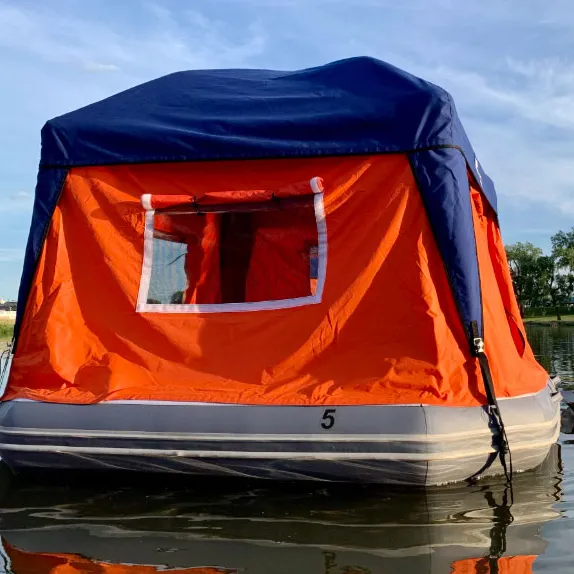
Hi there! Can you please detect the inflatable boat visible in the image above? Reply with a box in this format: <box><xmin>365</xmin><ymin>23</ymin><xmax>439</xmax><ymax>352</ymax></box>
<box><xmin>0</xmin><ymin>57</ymin><xmax>560</xmax><ymax>485</ymax></box>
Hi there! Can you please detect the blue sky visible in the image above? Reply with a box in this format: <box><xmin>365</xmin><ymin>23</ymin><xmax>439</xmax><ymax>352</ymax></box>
<box><xmin>1</xmin><ymin>0</ymin><xmax>574</xmax><ymax>299</ymax></box>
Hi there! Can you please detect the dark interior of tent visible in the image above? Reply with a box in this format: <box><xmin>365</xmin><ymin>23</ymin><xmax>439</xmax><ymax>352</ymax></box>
<box><xmin>148</xmin><ymin>196</ymin><xmax>319</xmax><ymax>305</ymax></box>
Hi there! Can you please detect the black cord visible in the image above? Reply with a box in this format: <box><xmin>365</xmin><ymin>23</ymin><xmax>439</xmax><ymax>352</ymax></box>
<box><xmin>470</xmin><ymin>321</ymin><xmax>514</xmax><ymax>497</ymax></box>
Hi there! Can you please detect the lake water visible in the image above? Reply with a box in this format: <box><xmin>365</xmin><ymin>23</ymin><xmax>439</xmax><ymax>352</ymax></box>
<box><xmin>0</xmin><ymin>325</ymin><xmax>573</xmax><ymax>573</ymax></box>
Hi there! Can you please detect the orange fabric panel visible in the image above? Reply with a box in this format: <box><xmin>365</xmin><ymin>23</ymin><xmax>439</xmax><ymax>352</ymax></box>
<box><xmin>153</xmin><ymin>211</ymin><xmax>206</xmax><ymax>242</ymax></box>
<box><xmin>451</xmin><ymin>555</ymin><xmax>536</xmax><ymax>574</ymax></box>
<box><xmin>3</xmin><ymin>541</ymin><xmax>232</xmax><ymax>574</ymax></box>
<box><xmin>6</xmin><ymin>154</ymin><xmax>540</xmax><ymax>406</ymax></box>
<box><xmin>245</xmin><ymin>205</ymin><xmax>317</xmax><ymax>302</ymax></box>
<box><xmin>470</xmin><ymin>186</ymin><xmax>548</xmax><ymax>398</ymax></box>
<box><xmin>185</xmin><ymin>213</ymin><xmax>222</xmax><ymax>305</ymax></box>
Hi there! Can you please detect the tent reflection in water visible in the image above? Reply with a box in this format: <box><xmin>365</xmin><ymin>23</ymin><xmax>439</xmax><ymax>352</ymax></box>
<box><xmin>0</xmin><ymin>547</ymin><xmax>231</xmax><ymax>574</ymax></box>
<box><xmin>0</xmin><ymin>56</ymin><xmax>561</xmax><ymax>484</ymax></box>
<box><xmin>0</xmin><ymin>446</ymin><xmax>563</xmax><ymax>573</ymax></box>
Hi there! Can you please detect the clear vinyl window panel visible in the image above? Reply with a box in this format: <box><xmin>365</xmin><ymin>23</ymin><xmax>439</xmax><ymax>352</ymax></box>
<box><xmin>137</xmin><ymin>188</ymin><xmax>327</xmax><ymax>313</ymax></box>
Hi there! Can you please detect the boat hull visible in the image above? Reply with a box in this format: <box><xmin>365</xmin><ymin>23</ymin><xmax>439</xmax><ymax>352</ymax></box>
<box><xmin>0</xmin><ymin>380</ymin><xmax>560</xmax><ymax>485</ymax></box>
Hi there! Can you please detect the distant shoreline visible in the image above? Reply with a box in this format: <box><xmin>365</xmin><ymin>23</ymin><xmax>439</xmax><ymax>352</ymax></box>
<box><xmin>523</xmin><ymin>313</ymin><xmax>574</xmax><ymax>326</ymax></box>
<box><xmin>525</xmin><ymin>320</ymin><xmax>574</xmax><ymax>327</ymax></box>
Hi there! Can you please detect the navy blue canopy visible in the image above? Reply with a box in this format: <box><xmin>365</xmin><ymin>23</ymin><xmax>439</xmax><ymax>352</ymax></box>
<box><xmin>40</xmin><ymin>57</ymin><xmax>495</xmax><ymax>206</ymax></box>
<box><xmin>18</xmin><ymin>56</ymin><xmax>498</xmax><ymax>345</ymax></box>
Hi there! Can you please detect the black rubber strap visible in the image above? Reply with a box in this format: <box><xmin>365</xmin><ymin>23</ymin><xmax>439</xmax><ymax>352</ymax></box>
<box><xmin>470</xmin><ymin>321</ymin><xmax>513</xmax><ymax>486</ymax></box>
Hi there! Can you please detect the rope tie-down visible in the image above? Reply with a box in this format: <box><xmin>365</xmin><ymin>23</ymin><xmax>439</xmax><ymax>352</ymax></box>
<box><xmin>468</xmin><ymin>321</ymin><xmax>514</xmax><ymax>496</ymax></box>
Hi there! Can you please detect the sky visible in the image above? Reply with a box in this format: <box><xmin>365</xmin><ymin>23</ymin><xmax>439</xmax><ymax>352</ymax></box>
<box><xmin>1</xmin><ymin>0</ymin><xmax>574</xmax><ymax>300</ymax></box>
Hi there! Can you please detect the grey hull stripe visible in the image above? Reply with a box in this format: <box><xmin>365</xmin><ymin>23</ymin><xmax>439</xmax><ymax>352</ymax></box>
<box><xmin>0</xmin><ymin>427</ymin><xmax>559</xmax><ymax>461</ymax></box>
<box><xmin>0</xmin><ymin>416</ymin><xmax>559</xmax><ymax>442</ymax></box>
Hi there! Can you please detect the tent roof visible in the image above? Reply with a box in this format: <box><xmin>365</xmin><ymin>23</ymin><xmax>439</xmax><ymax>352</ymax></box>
<box><xmin>40</xmin><ymin>56</ymin><xmax>496</xmax><ymax>211</ymax></box>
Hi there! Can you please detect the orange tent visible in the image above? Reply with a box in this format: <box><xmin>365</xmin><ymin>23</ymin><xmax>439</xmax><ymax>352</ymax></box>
<box><xmin>6</xmin><ymin>156</ymin><xmax>546</xmax><ymax>407</ymax></box>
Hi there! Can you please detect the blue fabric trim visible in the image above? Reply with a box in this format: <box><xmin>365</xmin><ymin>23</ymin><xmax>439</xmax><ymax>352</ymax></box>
<box><xmin>410</xmin><ymin>148</ymin><xmax>482</xmax><ymax>336</ymax></box>
<box><xmin>15</xmin><ymin>168</ymin><xmax>68</xmax><ymax>344</ymax></box>
<box><xmin>448</xmin><ymin>108</ymin><xmax>497</xmax><ymax>213</ymax></box>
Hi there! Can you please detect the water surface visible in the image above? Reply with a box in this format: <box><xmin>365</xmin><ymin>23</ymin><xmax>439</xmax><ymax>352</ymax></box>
<box><xmin>0</xmin><ymin>325</ymin><xmax>572</xmax><ymax>573</ymax></box>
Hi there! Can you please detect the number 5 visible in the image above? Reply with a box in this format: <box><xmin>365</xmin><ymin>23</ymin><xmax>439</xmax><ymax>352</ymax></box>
<box><xmin>321</xmin><ymin>409</ymin><xmax>336</xmax><ymax>430</ymax></box>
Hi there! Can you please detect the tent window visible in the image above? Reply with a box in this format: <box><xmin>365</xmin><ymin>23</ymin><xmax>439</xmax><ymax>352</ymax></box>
<box><xmin>137</xmin><ymin>179</ymin><xmax>327</xmax><ymax>313</ymax></box>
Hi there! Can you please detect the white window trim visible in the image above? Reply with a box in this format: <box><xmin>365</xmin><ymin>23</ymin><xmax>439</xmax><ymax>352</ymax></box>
<box><xmin>136</xmin><ymin>177</ymin><xmax>327</xmax><ymax>313</ymax></box>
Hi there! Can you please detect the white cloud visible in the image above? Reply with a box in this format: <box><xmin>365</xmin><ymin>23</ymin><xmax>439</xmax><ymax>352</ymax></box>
<box><xmin>464</xmin><ymin>120</ymin><xmax>574</xmax><ymax>205</ymax></box>
<box><xmin>9</xmin><ymin>191</ymin><xmax>31</xmax><ymax>201</ymax></box>
<box><xmin>0</xmin><ymin>248</ymin><xmax>23</xmax><ymax>262</ymax></box>
<box><xmin>82</xmin><ymin>61</ymin><xmax>121</xmax><ymax>73</ymax></box>
<box><xmin>0</xmin><ymin>2</ymin><xmax>267</xmax><ymax>80</ymax></box>
<box><xmin>427</xmin><ymin>60</ymin><xmax>574</xmax><ymax>131</ymax></box>
<box><xmin>0</xmin><ymin>191</ymin><xmax>33</xmax><ymax>214</ymax></box>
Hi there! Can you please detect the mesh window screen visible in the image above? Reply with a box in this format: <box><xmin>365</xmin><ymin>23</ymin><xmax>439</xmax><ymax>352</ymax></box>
<box><xmin>147</xmin><ymin>238</ymin><xmax>188</xmax><ymax>304</ymax></box>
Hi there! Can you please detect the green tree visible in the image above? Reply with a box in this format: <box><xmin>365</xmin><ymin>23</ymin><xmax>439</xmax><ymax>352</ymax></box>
<box><xmin>506</xmin><ymin>232</ymin><xmax>574</xmax><ymax>321</ymax></box>
<box><xmin>538</xmin><ymin>254</ymin><xmax>571</xmax><ymax>321</ymax></box>
<box><xmin>549</xmin><ymin>228</ymin><xmax>574</xmax><ymax>320</ymax></box>
<box><xmin>551</xmin><ymin>228</ymin><xmax>574</xmax><ymax>270</ymax></box>
<box><xmin>505</xmin><ymin>242</ymin><xmax>545</xmax><ymax>313</ymax></box>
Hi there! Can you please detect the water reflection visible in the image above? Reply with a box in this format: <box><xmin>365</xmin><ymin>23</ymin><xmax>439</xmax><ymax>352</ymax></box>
<box><xmin>525</xmin><ymin>325</ymin><xmax>574</xmax><ymax>383</ymax></box>
<box><xmin>0</xmin><ymin>445</ymin><xmax>563</xmax><ymax>574</ymax></box>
